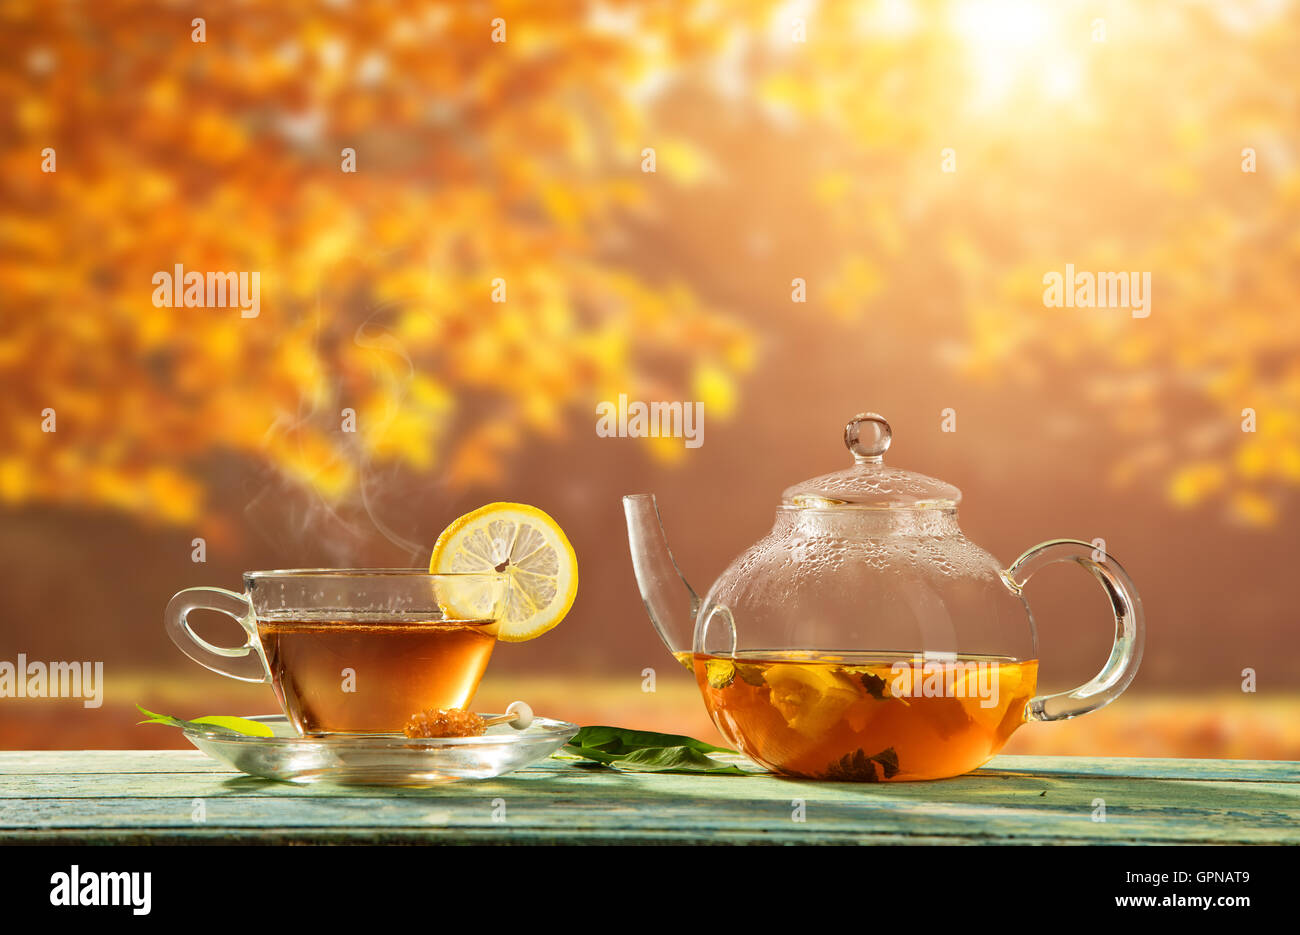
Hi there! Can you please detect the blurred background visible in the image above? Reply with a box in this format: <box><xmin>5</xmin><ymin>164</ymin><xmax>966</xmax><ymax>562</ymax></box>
<box><xmin>1</xmin><ymin>0</ymin><xmax>1297</xmax><ymax>756</ymax></box>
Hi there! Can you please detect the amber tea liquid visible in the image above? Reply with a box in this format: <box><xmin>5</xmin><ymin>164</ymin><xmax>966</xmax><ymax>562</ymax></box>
<box><xmin>258</xmin><ymin>613</ymin><xmax>496</xmax><ymax>734</ymax></box>
<box><xmin>693</xmin><ymin>650</ymin><xmax>1037</xmax><ymax>781</ymax></box>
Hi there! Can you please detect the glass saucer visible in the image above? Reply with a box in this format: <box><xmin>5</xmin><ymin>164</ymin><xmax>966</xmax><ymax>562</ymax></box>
<box><xmin>183</xmin><ymin>714</ymin><xmax>579</xmax><ymax>786</ymax></box>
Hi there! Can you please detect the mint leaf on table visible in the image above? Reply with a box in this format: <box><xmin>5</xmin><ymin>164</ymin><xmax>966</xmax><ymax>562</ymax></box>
<box><xmin>563</xmin><ymin>726</ymin><xmax>751</xmax><ymax>775</ymax></box>
<box><xmin>135</xmin><ymin>704</ymin><xmax>273</xmax><ymax>738</ymax></box>
<box><xmin>569</xmin><ymin>725</ymin><xmax>735</xmax><ymax>755</ymax></box>
<box><xmin>613</xmin><ymin>746</ymin><xmax>748</xmax><ymax>773</ymax></box>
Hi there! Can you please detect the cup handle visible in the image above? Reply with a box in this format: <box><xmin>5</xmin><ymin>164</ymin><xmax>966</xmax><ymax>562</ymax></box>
<box><xmin>1005</xmin><ymin>539</ymin><xmax>1144</xmax><ymax>722</ymax></box>
<box><xmin>164</xmin><ymin>587</ymin><xmax>269</xmax><ymax>683</ymax></box>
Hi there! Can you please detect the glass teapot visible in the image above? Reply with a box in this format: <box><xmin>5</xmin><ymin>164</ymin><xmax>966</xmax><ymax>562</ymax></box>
<box><xmin>624</xmin><ymin>412</ymin><xmax>1144</xmax><ymax>782</ymax></box>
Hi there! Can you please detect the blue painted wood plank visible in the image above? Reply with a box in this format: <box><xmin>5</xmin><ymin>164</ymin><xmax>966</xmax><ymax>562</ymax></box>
<box><xmin>0</xmin><ymin>751</ymin><xmax>1295</xmax><ymax>845</ymax></box>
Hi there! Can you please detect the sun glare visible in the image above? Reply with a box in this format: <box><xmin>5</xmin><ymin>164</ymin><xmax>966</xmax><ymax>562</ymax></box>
<box><xmin>949</xmin><ymin>0</ymin><xmax>1083</xmax><ymax>107</ymax></box>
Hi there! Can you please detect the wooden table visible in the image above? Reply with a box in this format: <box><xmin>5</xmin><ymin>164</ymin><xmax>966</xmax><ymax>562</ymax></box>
<box><xmin>2</xmin><ymin>751</ymin><xmax>1296</xmax><ymax>845</ymax></box>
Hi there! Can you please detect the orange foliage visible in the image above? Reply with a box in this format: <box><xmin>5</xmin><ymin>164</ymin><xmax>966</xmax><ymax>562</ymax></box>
<box><xmin>0</xmin><ymin>1</ymin><xmax>756</xmax><ymax>523</ymax></box>
<box><xmin>2</xmin><ymin>1</ymin><xmax>1296</xmax><ymax>530</ymax></box>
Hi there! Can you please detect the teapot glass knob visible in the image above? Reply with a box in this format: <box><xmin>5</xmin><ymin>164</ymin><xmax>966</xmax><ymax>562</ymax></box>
<box><xmin>844</xmin><ymin>412</ymin><xmax>892</xmax><ymax>464</ymax></box>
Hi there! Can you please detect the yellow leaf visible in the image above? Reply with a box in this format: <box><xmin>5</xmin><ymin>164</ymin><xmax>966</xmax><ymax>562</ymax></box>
<box><xmin>657</xmin><ymin>138</ymin><xmax>714</xmax><ymax>186</ymax></box>
<box><xmin>1229</xmin><ymin>490</ymin><xmax>1276</xmax><ymax>527</ymax></box>
<box><xmin>693</xmin><ymin>362</ymin><xmax>738</xmax><ymax>419</ymax></box>
<box><xmin>1168</xmin><ymin>463</ymin><xmax>1225</xmax><ymax>507</ymax></box>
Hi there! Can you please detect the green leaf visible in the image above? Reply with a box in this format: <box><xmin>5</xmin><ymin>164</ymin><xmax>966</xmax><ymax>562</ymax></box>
<box><xmin>561</xmin><ymin>744</ymin><xmax>623</xmax><ymax>766</ymax></box>
<box><xmin>188</xmin><ymin>715</ymin><xmax>275</xmax><ymax>736</ymax></box>
<box><xmin>567</xmin><ymin>725</ymin><xmax>736</xmax><ymax>756</ymax></box>
<box><xmin>609</xmin><ymin>746</ymin><xmax>749</xmax><ymax>774</ymax></box>
<box><xmin>561</xmin><ymin>725</ymin><xmax>750</xmax><ymax>775</ymax></box>
<box><xmin>135</xmin><ymin>704</ymin><xmax>273</xmax><ymax>737</ymax></box>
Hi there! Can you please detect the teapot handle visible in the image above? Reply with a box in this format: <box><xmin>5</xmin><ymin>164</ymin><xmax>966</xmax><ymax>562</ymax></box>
<box><xmin>1005</xmin><ymin>539</ymin><xmax>1144</xmax><ymax>722</ymax></box>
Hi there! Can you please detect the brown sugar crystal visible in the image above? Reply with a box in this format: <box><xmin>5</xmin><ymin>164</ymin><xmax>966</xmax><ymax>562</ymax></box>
<box><xmin>403</xmin><ymin>707</ymin><xmax>487</xmax><ymax>738</ymax></box>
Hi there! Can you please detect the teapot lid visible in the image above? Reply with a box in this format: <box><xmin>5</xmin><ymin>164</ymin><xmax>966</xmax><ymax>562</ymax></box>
<box><xmin>781</xmin><ymin>413</ymin><xmax>961</xmax><ymax>510</ymax></box>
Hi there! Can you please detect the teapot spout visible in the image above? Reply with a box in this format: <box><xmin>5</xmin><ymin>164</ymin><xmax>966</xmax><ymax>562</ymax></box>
<box><xmin>623</xmin><ymin>494</ymin><xmax>700</xmax><ymax>661</ymax></box>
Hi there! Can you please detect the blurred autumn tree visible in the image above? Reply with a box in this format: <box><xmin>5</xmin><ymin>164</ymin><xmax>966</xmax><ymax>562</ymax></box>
<box><xmin>1</xmin><ymin>0</ymin><xmax>1296</xmax><ymax>530</ymax></box>
<box><xmin>773</xmin><ymin>0</ymin><xmax>1300</xmax><ymax>526</ymax></box>
<box><xmin>0</xmin><ymin>0</ymin><xmax>756</xmax><ymax>526</ymax></box>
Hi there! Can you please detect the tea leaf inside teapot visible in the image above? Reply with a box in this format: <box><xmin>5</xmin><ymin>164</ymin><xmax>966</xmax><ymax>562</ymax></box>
<box><xmin>705</xmin><ymin>659</ymin><xmax>736</xmax><ymax>689</ymax></box>
<box><xmin>858</xmin><ymin>672</ymin><xmax>888</xmax><ymax>700</ymax></box>
<box><xmin>820</xmin><ymin>746</ymin><xmax>900</xmax><ymax>782</ymax></box>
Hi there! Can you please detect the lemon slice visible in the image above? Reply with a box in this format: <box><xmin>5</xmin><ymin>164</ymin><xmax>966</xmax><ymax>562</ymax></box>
<box><xmin>429</xmin><ymin>502</ymin><xmax>578</xmax><ymax>642</ymax></box>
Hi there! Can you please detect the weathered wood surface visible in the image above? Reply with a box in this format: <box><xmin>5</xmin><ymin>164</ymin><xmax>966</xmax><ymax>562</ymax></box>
<box><xmin>1</xmin><ymin>751</ymin><xmax>1296</xmax><ymax>844</ymax></box>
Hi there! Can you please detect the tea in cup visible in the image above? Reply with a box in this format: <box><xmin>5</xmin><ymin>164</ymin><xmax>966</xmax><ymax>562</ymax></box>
<box><xmin>165</xmin><ymin>570</ymin><xmax>506</xmax><ymax>734</ymax></box>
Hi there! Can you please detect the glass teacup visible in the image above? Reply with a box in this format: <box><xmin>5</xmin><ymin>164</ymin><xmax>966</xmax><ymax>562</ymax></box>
<box><xmin>165</xmin><ymin>570</ymin><xmax>506</xmax><ymax>735</ymax></box>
